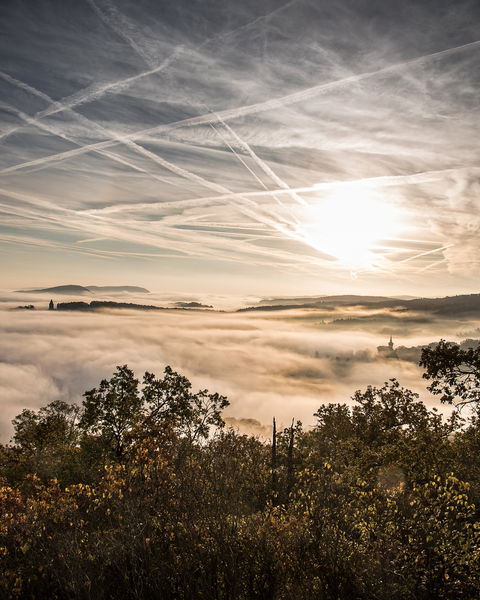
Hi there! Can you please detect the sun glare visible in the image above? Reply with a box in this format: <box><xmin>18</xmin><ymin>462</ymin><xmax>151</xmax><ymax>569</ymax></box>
<box><xmin>303</xmin><ymin>185</ymin><xmax>400</xmax><ymax>269</ymax></box>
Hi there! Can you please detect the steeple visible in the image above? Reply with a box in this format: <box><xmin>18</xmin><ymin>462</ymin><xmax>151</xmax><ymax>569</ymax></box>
<box><xmin>49</xmin><ymin>299</ymin><xmax>54</xmax><ymax>311</ymax></box>
<box><xmin>377</xmin><ymin>335</ymin><xmax>397</xmax><ymax>359</ymax></box>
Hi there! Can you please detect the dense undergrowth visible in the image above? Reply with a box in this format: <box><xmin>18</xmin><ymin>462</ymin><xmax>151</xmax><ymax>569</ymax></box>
<box><xmin>1</xmin><ymin>342</ymin><xmax>480</xmax><ymax>599</ymax></box>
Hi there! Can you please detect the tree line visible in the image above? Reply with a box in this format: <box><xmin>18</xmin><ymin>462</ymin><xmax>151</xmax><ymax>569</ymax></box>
<box><xmin>1</xmin><ymin>341</ymin><xmax>480</xmax><ymax>599</ymax></box>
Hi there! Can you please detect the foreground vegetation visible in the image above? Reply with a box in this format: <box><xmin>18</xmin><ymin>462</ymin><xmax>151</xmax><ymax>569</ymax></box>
<box><xmin>1</xmin><ymin>342</ymin><xmax>480</xmax><ymax>599</ymax></box>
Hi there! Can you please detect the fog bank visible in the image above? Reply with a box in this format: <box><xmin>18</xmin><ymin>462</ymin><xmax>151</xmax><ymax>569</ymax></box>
<box><xmin>0</xmin><ymin>302</ymin><xmax>469</xmax><ymax>441</ymax></box>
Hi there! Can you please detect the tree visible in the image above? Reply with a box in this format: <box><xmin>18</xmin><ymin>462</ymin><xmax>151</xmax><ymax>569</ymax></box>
<box><xmin>420</xmin><ymin>339</ymin><xmax>480</xmax><ymax>407</ymax></box>
<box><xmin>5</xmin><ymin>362</ymin><xmax>480</xmax><ymax>598</ymax></box>
<box><xmin>299</xmin><ymin>380</ymin><xmax>460</xmax><ymax>484</ymax></box>
<box><xmin>79</xmin><ymin>365</ymin><xmax>229</xmax><ymax>462</ymax></box>
<box><xmin>7</xmin><ymin>400</ymin><xmax>80</xmax><ymax>481</ymax></box>
<box><xmin>350</xmin><ymin>379</ymin><xmax>447</xmax><ymax>442</ymax></box>
<box><xmin>79</xmin><ymin>365</ymin><xmax>142</xmax><ymax>460</ymax></box>
<box><xmin>12</xmin><ymin>401</ymin><xmax>79</xmax><ymax>454</ymax></box>
<box><xmin>143</xmin><ymin>366</ymin><xmax>229</xmax><ymax>443</ymax></box>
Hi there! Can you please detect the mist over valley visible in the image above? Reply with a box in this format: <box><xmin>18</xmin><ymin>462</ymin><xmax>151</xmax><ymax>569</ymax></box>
<box><xmin>1</xmin><ymin>287</ymin><xmax>478</xmax><ymax>441</ymax></box>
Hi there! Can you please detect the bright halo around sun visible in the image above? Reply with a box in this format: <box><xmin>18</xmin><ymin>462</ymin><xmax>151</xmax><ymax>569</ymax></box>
<box><xmin>303</xmin><ymin>184</ymin><xmax>401</xmax><ymax>269</ymax></box>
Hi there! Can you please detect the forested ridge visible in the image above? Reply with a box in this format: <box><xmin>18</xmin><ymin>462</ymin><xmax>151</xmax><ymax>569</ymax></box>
<box><xmin>2</xmin><ymin>342</ymin><xmax>480</xmax><ymax>599</ymax></box>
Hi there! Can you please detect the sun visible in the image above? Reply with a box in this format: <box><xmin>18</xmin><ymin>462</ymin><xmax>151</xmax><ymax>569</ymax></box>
<box><xmin>303</xmin><ymin>184</ymin><xmax>400</xmax><ymax>269</ymax></box>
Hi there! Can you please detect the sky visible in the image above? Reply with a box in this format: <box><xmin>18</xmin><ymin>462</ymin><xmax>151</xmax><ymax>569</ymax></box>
<box><xmin>1</xmin><ymin>0</ymin><xmax>480</xmax><ymax>297</ymax></box>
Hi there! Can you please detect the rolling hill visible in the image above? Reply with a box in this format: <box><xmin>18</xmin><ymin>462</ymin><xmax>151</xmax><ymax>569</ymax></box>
<box><xmin>241</xmin><ymin>293</ymin><xmax>480</xmax><ymax>317</ymax></box>
<box><xmin>16</xmin><ymin>285</ymin><xmax>150</xmax><ymax>295</ymax></box>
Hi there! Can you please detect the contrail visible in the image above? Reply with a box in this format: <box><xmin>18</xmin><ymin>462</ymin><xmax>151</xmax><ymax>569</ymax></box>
<box><xmin>0</xmin><ymin>69</ymin><xmax>303</xmax><ymax>239</ymax></box>
<box><xmin>0</xmin><ymin>188</ymin><xmax>240</xmax><ymax>262</ymax></box>
<box><xmin>5</xmin><ymin>5</ymin><xmax>477</xmax><ymax>271</ymax></box>
<box><xmin>212</xmin><ymin>115</ymin><xmax>307</xmax><ymax>207</ymax></box>
<box><xmin>208</xmin><ymin>120</ymin><xmax>289</xmax><ymax>210</ymax></box>
<box><xmin>207</xmin><ymin>120</ymin><xmax>304</xmax><ymax>228</ymax></box>
<box><xmin>355</xmin><ymin>243</ymin><xmax>452</xmax><ymax>279</ymax></box>
<box><xmin>396</xmin><ymin>244</ymin><xmax>453</xmax><ymax>265</ymax></box>
<box><xmin>374</xmin><ymin>245</ymin><xmax>453</xmax><ymax>279</ymax></box>
<box><xmin>43</xmin><ymin>46</ymin><xmax>183</xmax><ymax>115</ymax></box>
<box><xmin>1</xmin><ymin>72</ymin><xmax>249</xmax><ymax>199</ymax></box>
<box><xmin>117</xmin><ymin>135</ymin><xmax>312</xmax><ymax>243</ymax></box>
<box><xmin>87</xmin><ymin>0</ymin><xmax>298</xmax><ymax>68</ymax></box>
<box><xmin>0</xmin><ymin>177</ymin><xmax>326</xmax><ymax>269</ymax></box>
<box><xmin>82</xmin><ymin>0</ymin><xmax>301</xmax><ymax>222</ymax></box>
<box><xmin>120</xmin><ymin>138</ymin><xmax>229</xmax><ymax>196</ymax></box>
<box><xmin>0</xmin><ymin>232</ymin><xmax>118</xmax><ymax>260</ymax></box>
<box><xmin>209</xmin><ymin>124</ymin><xmax>275</xmax><ymax>195</ymax></box>
<box><xmin>3</xmin><ymin>36</ymin><xmax>479</xmax><ymax>177</ymax></box>
<box><xmin>0</xmin><ymin>71</ymin><xmax>58</xmax><ymax>142</ymax></box>
<box><xmin>0</xmin><ymin>101</ymin><xmax>309</xmax><ymax>257</ymax></box>
<box><xmin>1</xmin><ymin>0</ymin><xmax>298</xmax><ymax>144</ymax></box>
<box><xmin>0</xmin><ymin>45</ymin><xmax>183</xmax><ymax>145</ymax></box>
<box><xmin>0</xmin><ymin>97</ymin><xmax>183</xmax><ymax>189</ymax></box>
<box><xmin>416</xmin><ymin>258</ymin><xmax>447</xmax><ymax>273</ymax></box>
<box><xmin>2</xmin><ymin>96</ymin><xmax>306</xmax><ymax>250</ymax></box>
<box><xmin>85</xmin><ymin>0</ymin><xmax>154</xmax><ymax>67</ymax></box>
<box><xmin>87</xmin><ymin>166</ymin><xmax>469</xmax><ymax>216</ymax></box>
<box><xmin>85</xmin><ymin>184</ymin><xmax>322</xmax><ymax>215</ymax></box>
<box><xmin>1</xmin><ymin>73</ymin><xmax>202</xmax><ymax>191</ymax></box>
<box><xmin>199</xmin><ymin>102</ymin><xmax>288</xmax><ymax>202</ymax></box>
<box><xmin>0</xmin><ymin>101</ymin><xmax>419</xmax><ymax>264</ymax></box>
<box><xmin>0</xmin><ymin>57</ymin><xmax>301</xmax><ymax>234</ymax></box>
<box><xmin>0</xmin><ymin>197</ymin><xmax>320</xmax><ymax>264</ymax></box>
<box><xmin>205</xmin><ymin>0</ymin><xmax>298</xmax><ymax>47</ymax></box>
<box><xmin>88</xmin><ymin>0</ymin><xmax>305</xmax><ymax>225</ymax></box>
<box><xmin>2</xmin><ymin>124</ymin><xmax>457</xmax><ymax>267</ymax></box>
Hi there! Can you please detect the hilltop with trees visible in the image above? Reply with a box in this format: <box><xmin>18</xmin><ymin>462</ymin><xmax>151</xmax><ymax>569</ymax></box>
<box><xmin>1</xmin><ymin>342</ymin><xmax>480</xmax><ymax>599</ymax></box>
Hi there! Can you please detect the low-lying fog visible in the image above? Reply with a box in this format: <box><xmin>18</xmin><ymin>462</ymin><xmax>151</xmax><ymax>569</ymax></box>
<box><xmin>1</xmin><ymin>291</ymin><xmax>477</xmax><ymax>441</ymax></box>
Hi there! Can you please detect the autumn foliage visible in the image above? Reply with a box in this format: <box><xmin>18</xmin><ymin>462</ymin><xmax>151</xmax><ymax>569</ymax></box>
<box><xmin>1</xmin><ymin>350</ymin><xmax>480</xmax><ymax>599</ymax></box>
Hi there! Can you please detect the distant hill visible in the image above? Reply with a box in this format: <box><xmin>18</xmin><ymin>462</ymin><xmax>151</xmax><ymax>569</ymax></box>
<box><xmin>57</xmin><ymin>301</ymin><xmax>163</xmax><ymax>312</ymax></box>
<box><xmin>258</xmin><ymin>295</ymin><xmax>328</xmax><ymax>306</ymax></box>
<box><xmin>87</xmin><ymin>286</ymin><xmax>150</xmax><ymax>294</ymax></box>
<box><xmin>243</xmin><ymin>295</ymin><xmax>400</xmax><ymax>312</ymax></box>
<box><xmin>258</xmin><ymin>294</ymin><xmax>397</xmax><ymax>307</ymax></box>
<box><xmin>174</xmin><ymin>301</ymin><xmax>213</xmax><ymax>309</ymax></box>
<box><xmin>312</xmin><ymin>295</ymin><xmax>399</xmax><ymax>305</ymax></box>
<box><xmin>241</xmin><ymin>293</ymin><xmax>480</xmax><ymax>317</ymax></box>
<box><xmin>16</xmin><ymin>285</ymin><xmax>91</xmax><ymax>295</ymax></box>
<box><xmin>56</xmin><ymin>301</ymin><xmax>209</xmax><ymax>312</ymax></box>
<box><xmin>16</xmin><ymin>285</ymin><xmax>150</xmax><ymax>295</ymax></box>
<box><xmin>405</xmin><ymin>294</ymin><xmax>480</xmax><ymax>316</ymax></box>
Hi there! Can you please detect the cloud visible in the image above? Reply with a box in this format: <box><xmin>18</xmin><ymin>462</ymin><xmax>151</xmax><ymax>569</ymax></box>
<box><xmin>0</xmin><ymin>362</ymin><xmax>62</xmax><ymax>440</ymax></box>
<box><xmin>431</xmin><ymin>170</ymin><xmax>480</xmax><ymax>276</ymax></box>
<box><xmin>0</xmin><ymin>300</ymin><xmax>468</xmax><ymax>441</ymax></box>
<box><xmin>1</xmin><ymin>0</ymin><xmax>480</xmax><ymax>293</ymax></box>
<box><xmin>224</xmin><ymin>417</ymin><xmax>272</xmax><ymax>438</ymax></box>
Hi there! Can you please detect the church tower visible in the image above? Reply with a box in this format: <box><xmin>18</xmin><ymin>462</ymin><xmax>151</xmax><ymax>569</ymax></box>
<box><xmin>48</xmin><ymin>299</ymin><xmax>54</xmax><ymax>311</ymax></box>
<box><xmin>377</xmin><ymin>335</ymin><xmax>397</xmax><ymax>358</ymax></box>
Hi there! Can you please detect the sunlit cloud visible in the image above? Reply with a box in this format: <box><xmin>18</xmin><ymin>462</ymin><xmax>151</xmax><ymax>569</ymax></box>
<box><xmin>0</xmin><ymin>0</ymin><xmax>479</xmax><ymax>295</ymax></box>
<box><xmin>0</xmin><ymin>301</ymin><xmax>467</xmax><ymax>441</ymax></box>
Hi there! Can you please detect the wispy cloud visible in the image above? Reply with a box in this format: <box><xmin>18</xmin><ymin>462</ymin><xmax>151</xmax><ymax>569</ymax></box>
<box><xmin>3</xmin><ymin>37</ymin><xmax>479</xmax><ymax>176</ymax></box>
<box><xmin>0</xmin><ymin>0</ymin><xmax>479</xmax><ymax>293</ymax></box>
